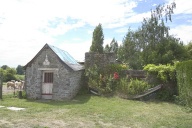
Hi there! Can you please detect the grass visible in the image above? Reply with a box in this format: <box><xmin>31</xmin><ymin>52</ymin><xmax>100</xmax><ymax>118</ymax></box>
<box><xmin>0</xmin><ymin>94</ymin><xmax>192</xmax><ymax>128</ymax></box>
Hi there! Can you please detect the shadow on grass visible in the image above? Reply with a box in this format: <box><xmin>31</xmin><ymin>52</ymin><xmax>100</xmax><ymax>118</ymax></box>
<box><xmin>25</xmin><ymin>93</ymin><xmax>92</xmax><ymax>106</ymax></box>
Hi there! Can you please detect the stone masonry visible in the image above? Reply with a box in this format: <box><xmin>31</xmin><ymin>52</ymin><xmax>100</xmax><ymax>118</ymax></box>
<box><xmin>85</xmin><ymin>52</ymin><xmax>116</xmax><ymax>69</ymax></box>
<box><xmin>25</xmin><ymin>45</ymin><xmax>83</xmax><ymax>100</ymax></box>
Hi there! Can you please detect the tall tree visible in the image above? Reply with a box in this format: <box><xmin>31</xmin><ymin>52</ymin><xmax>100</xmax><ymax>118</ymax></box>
<box><xmin>117</xmin><ymin>2</ymin><xmax>188</xmax><ymax>69</ymax></box>
<box><xmin>110</xmin><ymin>38</ymin><xmax>118</xmax><ymax>54</ymax></box>
<box><xmin>16</xmin><ymin>65</ymin><xmax>24</xmax><ymax>75</ymax></box>
<box><xmin>1</xmin><ymin>65</ymin><xmax>9</xmax><ymax>70</ymax></box>
<box><xmin>4</xmin><ymin>68</ymin><xmax>16</xmax><ymax>81</ymax></box>
<box><xmin>117</xmin><ymin>29</ymin><xmax>142</xmax><ymax>69</ymax></box>
<box><xmin>185</xmin><ymin>41</ymin><xmax>192</xmax><ymax>59</ymax></box>
<box><xmin>104</xmin><ymin>44</ymin><xmax>110</xmax><ymax>53</ymax></box>
<box><xmin>104</xmin><ymin>38</ymin><xmax>118</xmax><ymax>54</ymax></box>
<box><xmin>90</xmin><ymin>23</ymin><xmax>104</xmax><ymax>53</ymax></box>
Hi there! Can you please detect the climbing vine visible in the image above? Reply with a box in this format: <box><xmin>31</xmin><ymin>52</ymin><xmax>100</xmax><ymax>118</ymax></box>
<box><xmin>143</xmin><ymin>64</ymin><xmax>176</xmax><ymax>83</ymax></box>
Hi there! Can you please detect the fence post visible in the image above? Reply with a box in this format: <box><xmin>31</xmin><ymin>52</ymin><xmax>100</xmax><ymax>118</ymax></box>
<box><xmin>0</xmin><ymin>73</ymin><xmax>2</xmax><ymax>99</ymax></box>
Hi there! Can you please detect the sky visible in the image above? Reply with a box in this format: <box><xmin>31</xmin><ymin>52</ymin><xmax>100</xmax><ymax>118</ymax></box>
<box><xmin>0</xmin><ymin>0</ymin><xmax>192</xmax><ymax>68</ymax></box>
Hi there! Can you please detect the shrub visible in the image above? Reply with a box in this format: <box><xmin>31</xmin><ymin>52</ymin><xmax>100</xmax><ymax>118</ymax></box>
<box><xmin>15</xmin><ymin>75</ymin><xmax>25</xmax><ymax>81</ymax></box>
<box><xmin>143</xmin><ymin>64</ymin><xmax>177</xmax><ymax>101</ymax></box>
<box><xmin>128</xmin><ymin>79</ymin><xmax>151</xmax><ymax>95</ymax></box>
<box><xmin>117</xmin><ymin>77</ymin><xmax>129</xmax><ymax>94</ymax></box>
<box><xmin>176</xmin><ymin>60</ymin><xmax>192</xmax><ymax>107</ymax></box>
<box><xmin>144</xmin><ymin>64</ymin><xmax>176</xmax><ymax>83</ymax></box>
<box><xmin>85</xmin><ymin>64</ymin><xmax>128</xmax><ymax>95</ymax></box>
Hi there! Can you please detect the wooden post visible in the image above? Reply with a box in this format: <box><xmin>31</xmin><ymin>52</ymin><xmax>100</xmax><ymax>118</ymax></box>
<box><xmin>0</xmin><ymin>73</ymin><xmax>2</xmax><ymax>99</ymax></box>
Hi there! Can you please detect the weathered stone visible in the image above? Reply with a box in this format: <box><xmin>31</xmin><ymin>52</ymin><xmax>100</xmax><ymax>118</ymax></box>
<box><xmin>24</xmin><ymin>44</ymin><xmax>84</xmax><ymax>100</ymax></box>
<box><xmin>85</xmin><ymin>52</ymin><xmax>116</xmax><ymax>69</ymax></box>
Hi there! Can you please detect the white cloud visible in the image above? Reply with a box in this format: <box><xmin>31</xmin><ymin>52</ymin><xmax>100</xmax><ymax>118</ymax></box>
<box><xmin>0</xmin><ymin>0</ymin><xmax>192</xmax><ymax>67</ymax></box>
<box><xmin>187</xmin><ymin>20</ymin><xmax>192</xmax><ymax>24</ymax></box>
<box><xmin>165</xmin><ymin>0</ymin><xmax>192</xmax><ymax>15</ymax></box>
<box><xmin>0</xmin><ymin>0</ymin><xmax>140</xmax><ymax>67</ymax></box>
<box><xmin>44</xmin><ymin>20</ymin><xmax>85</xmax><ymax>36</ymax></box>
<box><xmin>173</xmin><ymin>0</ymin><xmax>192</xmax><ymax>14</ymax></box>
<box><xmin>170</xmin><ymin>25</ymin><xmax>192</xmax><ymax>44</ymax></box>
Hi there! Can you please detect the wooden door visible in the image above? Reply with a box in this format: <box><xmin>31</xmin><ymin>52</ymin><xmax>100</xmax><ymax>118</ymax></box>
<box><xmin>42</xmin><ymin>71</ymin><xmax>53</xmax><ymax>99</ymax></box>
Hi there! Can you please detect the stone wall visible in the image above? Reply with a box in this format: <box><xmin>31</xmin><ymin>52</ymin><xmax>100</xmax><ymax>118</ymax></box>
<box><xmin>85</xmin><ymin>52</ymin><xmax>116</xmax><ymax>69</ymax></box>
<box><xmin>123</xmin><ymin>70</ymin><xmax>146</xmax><ymax>79</ymax></box>
<box><xmin>25</xmin><ymin>47</ymin><xmax>83</xmax><ymax>100</ymax></box>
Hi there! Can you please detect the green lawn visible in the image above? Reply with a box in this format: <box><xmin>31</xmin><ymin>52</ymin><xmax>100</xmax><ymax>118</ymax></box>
<box><xmin>0</xmin><ymin>94</ymin><xmax>192</xmax><ymax>128</ymax></box>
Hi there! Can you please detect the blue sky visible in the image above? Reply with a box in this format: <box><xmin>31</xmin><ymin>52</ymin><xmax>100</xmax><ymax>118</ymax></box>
<box><xmin>0</xmin><ymin>0</ymin><xmax>192</xmax><ymax>67</ymax></box>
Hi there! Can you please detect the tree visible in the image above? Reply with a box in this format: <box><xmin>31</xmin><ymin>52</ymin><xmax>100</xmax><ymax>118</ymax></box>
<box><xmin>110</xmin><ymin>38</ymin><xmax>118</xmax><ymax>54</ymax></box>
<box><xmin>4</xmin><ymin>68</ymin><xmax>16</xmax><ymax>82</ymax></box>
<box><xmin>1</xmin><ymin>65</ymin><xmax>9</xmax><ymax>70</ymax></box>
<box><xmin>90</xmin><ymin>23</ymin><xmax>104</xmax><ymax>53</ymax></box>
<box><xmin>104</xmin><ymin>44</ymin><xmax>110</xmax><ymax>53</ymax></box>
<box><xmin>117</xmin><ymin>29</ymin><xmax>142</xmax><ymax>69</ymax></box>
<box><xmin>185</xmin><ymin>41</ymin><xmax>192</xmax><ymax>59</ymax></box>
<box><xmin>117</xmin><ymin>2</ymin><xmax>188</xmax><ymax>69</ymax></box>
<box><xmin>16</xmin><ymin>65</ymin><xmax>24</xmax><ymax>75</ymax></box>
<box><xmin>104</xmin><ymin>38</ymin><xmax>118</xmax><ymax>54</ymax></box>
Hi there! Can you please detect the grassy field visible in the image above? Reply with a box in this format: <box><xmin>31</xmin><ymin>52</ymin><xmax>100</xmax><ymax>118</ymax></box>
<box><xmin>0</xmin><ymin>93</ymin><xmax>192</xmax><ymax>128</ymax></box>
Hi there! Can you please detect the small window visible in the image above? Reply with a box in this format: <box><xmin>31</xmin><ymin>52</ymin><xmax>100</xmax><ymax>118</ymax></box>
<box><xmin>44</xmin><ymin>72</ymin><xmax>53</xmax><ymax>83</ymax></box>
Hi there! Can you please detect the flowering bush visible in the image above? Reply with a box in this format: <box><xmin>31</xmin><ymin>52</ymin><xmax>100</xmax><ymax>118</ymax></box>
<box><xmin>86</xmin><ymin>63</ymin><xmax>151</xmax><ymax>97</ymax></box>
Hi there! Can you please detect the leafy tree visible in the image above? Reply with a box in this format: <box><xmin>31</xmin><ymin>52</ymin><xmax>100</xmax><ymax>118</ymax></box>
<box><xmin>0</xmin><ymin>68</ymin><xmax>5</xmax><ymax>78</ymax></box>
<box><xmin>185</xmin><ymin>41</ymin><xmax>192</xmax><ymax>59</ymax></box>
<box><xmin>104</xmin><ymin>38</ymin><xmax>118</xmax><ymax>54</ymax></box>
<box><xmin>117</xmin><ymin>29</ymin><xmax>142</xmax><ymax>69</ymax></box>
<box><xmin>150</xmin><ymin>2</ymin><xmax>176</xmax><ymax>23</ymax></box>
<box><xmin>138</xmin><ymin>2</ymin><xmax>177</xmax><ymax>65</ymax></box>
<box><xmin>16</xmin><ymin>65</ymin><xmax>24</xmax><ymax>75</ymax></box>
<box><xmin>110</xmin><ymin>38</ymin><xmax>118</xmax><ymax>54</ymax></box>
<box><xmin>4</xmin><ymin>68</ymin><xmax>17</xmax><ymax>82</ymax></box>
<box><xmin>104</xmin><ymin>44</ymin><xmax>110</xmax><ymax>53</ymax></box>
<box><xmin>117</xmin><ymin>2</ymin><xmax>188</xmax><ymax>69</ymax></box>
<box><xmin>1</xmin><ymin>65</ymin><xmax>9</xmax><ymax>70</ymax></box>
<box><xmin>90</xmin><ymin>23</ymin><xmax>104</xmax><ymax>53</ymax></box>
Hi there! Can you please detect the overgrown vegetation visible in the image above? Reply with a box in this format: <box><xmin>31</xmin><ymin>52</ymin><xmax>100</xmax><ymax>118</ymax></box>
<box><xmin>116</xmin><ymin>2</ymin><xmax>190</xmax><ymax>70</ymax></box>
<box><xmin>143</xmin><ymin>64</ymin><xmax>176</xmax><ymax>83</ymax></box>
<box><xmin>85</xmin><ymin>64</ymin><xmax>153</xmax><ymax>97</ymax></box>
<box><xmin>176</xmin><ymin>60</ymin><xmax>192</xmax><ymax>108</ymax></box>
<box><xmin>0</xmin><ymin>65</ymin><xmax>24</xmax><ymax>82</ymax></box>
<box><xmin>117</xmin><ymin>78</ymin><xmax>151</xmax><ymax>96</ymax></box>
<box><xmin>85</xmin><ymin>63</ymin><xmax>179</xmax><ymax>101</ymax></box>
<box><xmin>85</xmin><ymin>64</ymin><xmax>128</xmax><ymax>94</ymax></box>
<box><xmin>143</xmin><ymin>64</ymin><xmax>177</xmax><ymax>101</ymax></box>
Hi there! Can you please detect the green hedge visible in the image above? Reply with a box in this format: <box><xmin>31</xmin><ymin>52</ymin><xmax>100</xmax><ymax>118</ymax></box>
<box><xmin>176</xmin><ymin>60</ymin><xmax>192</xmax><ymax>107</ymax></box>
<box><xmin>143</xmin><ymin>64</ymin><xmax>177</xmax><ymax>101</ymax></box>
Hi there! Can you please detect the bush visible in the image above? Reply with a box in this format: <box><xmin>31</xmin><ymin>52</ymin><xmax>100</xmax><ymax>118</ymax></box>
<box><xmin>176</xmin><ymin>60</ymin><xmax>192</xmax><ymax>107</ymax></box>
<box><xmin>85</xmin><ymin>64</ymin><xmax>127</xmax><ymax>95</ymax></box>
<box><xmin>128</xmin><ymin>79</ymin><xmax>151</xmax><ymax>95</ymax></box>
<box><xmin>15</xmin><ymin>90</ymin><xmax>27</xmax><ymax>99</ymax></box>
<box><xmin>15</xmin><ymin>75</ymin><xmax>25</xmax><ymax>81</ymax></box>
<box><xmin>144</xmin><ymin>64</ymin><xmax>176</xmax><ymax>83</ymax></box>
<box><xmin>143</xmin><ymin>64</ymin><xmax>177</xmax><ymax>101</ymax></box>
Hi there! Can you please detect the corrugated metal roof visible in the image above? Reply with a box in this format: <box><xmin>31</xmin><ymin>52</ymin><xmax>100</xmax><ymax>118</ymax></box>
<box><xmin>48</xmin><ymin>44</ymin><xmax>84</xmax><ymax>71</ymax></box>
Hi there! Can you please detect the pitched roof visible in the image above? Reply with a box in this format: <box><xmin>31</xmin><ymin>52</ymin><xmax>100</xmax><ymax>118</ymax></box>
<box><xmin>24</xmin><ymin>43</ymin><xmax>84</xmax><ymax>71</ymax></box>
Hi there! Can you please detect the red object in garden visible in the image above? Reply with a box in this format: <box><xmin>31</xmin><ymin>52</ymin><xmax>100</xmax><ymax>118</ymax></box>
<box><xmin>113</xmin><ymin>72</ymin><xmax>119</xmax><ymax>80</ymax></box>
